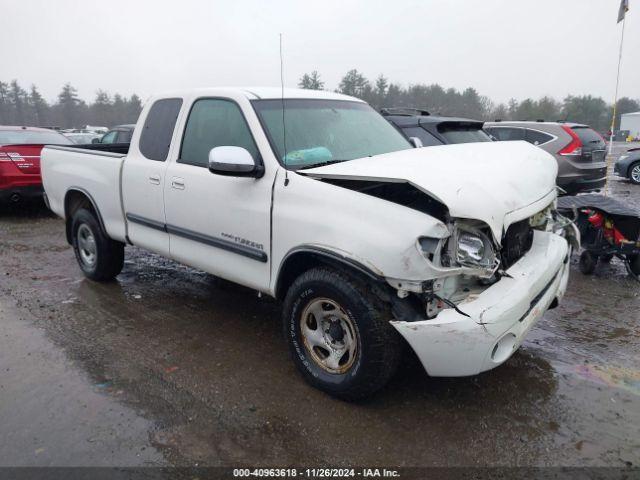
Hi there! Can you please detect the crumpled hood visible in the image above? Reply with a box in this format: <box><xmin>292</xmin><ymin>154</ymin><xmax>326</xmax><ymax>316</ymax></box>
<box><xmin>302</xmin><ymin>141</ymin><xmax>558</xmax><ymax>240</ymax></box>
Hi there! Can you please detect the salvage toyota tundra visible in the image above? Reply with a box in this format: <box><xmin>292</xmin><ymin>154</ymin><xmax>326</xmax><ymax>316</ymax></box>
<box><xmin>41</xmin><ymin>88</ymin><xmax>577</xmax><ymax>399</ymax></box>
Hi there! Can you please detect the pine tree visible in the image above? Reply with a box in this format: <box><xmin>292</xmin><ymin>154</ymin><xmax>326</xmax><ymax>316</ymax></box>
<box><xmin>298</xmin><ymin>71</ymin><xmax>324</xmax><ymax>90</ymax></box>
<box><xmin>29</xmin><ymin>85</ymin><xmax>49</xmax><ymax>126</ymax></box>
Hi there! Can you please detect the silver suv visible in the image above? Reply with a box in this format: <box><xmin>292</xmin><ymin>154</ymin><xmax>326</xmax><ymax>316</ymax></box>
<box><xmin>484</xmin><ymin>121</ymin><xmax>607</xmax><ymax>195</ymax></box>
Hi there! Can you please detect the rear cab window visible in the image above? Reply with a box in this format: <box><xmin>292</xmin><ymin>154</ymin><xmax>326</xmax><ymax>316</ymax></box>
<box><xmin>139</xmin><ymin>98</ymin><xmax>183</xmax><ymax>161</ymax></box>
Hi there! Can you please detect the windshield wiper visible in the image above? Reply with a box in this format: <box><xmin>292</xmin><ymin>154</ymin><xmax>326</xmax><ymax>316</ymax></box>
<box><xmin>297</xmin><ymin>159</ymin><xmax>347</xmax><ymax>170</ymax></box>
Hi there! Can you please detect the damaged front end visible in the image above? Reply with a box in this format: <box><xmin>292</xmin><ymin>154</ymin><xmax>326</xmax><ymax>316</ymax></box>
<box><xmin>386</xmin><ymin>203</ymin><xmax>574</xmax><ymax>377</ymax></box>
<box><xmin>386</xmin><ymin>201</ymin><xmax>578</xmax><ymax>322</ymax></box>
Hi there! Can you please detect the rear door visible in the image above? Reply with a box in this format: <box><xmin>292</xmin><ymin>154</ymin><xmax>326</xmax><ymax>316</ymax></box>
<box><xmin>121</xmin><ymin>98</ymin><xmax>183</xmax><ymax>256</ymax></box>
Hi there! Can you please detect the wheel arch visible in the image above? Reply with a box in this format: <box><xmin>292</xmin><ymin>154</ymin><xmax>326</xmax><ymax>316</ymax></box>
<box><xmin>63</xmin><ymin>188</ymin><xmax>107</xmax><ymax>245</ymax></box>
<box><xmin>274</xmin><ymin>246</ymin><xmax>385</xmax><ymax>301</ymax></box>
<box><xmin>628</xmin><ymin>159</ymin><xmax>640</xmax><ymax>178</ymax></box>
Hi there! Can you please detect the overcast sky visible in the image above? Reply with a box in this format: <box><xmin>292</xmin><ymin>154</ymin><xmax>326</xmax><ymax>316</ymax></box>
<box><xmin>2</xmin><ymin>0</ymin><xmax>638</xmax><ymax>105</ymax></box>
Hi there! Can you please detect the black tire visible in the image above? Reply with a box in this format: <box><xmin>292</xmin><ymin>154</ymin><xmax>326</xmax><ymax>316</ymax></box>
<box><xmin>579</xmin><ymin>250</ymin><xmax>597</xmax><ymax>275</ymax></box>
<box><xmin>600</xmin><ymin>254</ymin><xmax>614</xmax><ymax>264</ymax></box>
<box><xmin>282</xmin><ymin>267</ymin><xmax>402</xmax><ymax>401</ymax></box>
<box><xmin>626</xmin><ymin>255</ymin><xmax>640</xmax><ymax>281</ymax></box>
<box><xmin>71</xmin><ymin>208</ymin><xmax>124</xmax><ymax>281</ymax></box>
<box><xmin>628</xmin><ymin>162</ymin><xmax>640</xmax><ymax>185</ymax></box>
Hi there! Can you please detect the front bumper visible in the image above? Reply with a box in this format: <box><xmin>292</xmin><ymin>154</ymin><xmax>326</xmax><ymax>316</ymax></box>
<box><xmin>614</xmin><ymin>162</ymin><xmax>623</xmax><ymax>176</ymax></box>
<box><xmin>391</xmin><ymin>231</ymin><xmax>569</xmax><ymax>377</ymax></box>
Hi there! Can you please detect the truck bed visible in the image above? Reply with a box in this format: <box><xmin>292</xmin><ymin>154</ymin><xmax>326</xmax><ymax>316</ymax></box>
<box><xmin>41</xmin><ymin>144</ymin><xmax>129</xmax><ymax>243</ymax></box>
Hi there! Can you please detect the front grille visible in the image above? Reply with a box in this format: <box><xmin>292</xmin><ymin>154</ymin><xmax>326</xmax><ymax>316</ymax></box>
<box><xmin>501</xmin><ymin>219</ymin><xmax>534</xmax><ymax>269</ymax></box>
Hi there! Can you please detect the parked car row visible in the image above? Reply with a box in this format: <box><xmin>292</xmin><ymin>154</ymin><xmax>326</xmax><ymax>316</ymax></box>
<box><xmin>2</xmin><ymin>108</ymin><xmax>637</xmax><ymax>209</ymax></box>
<box><xmin>381</xmin><ymin>110</ymin><xmax>610</xmax><ymax>195</ymax></box>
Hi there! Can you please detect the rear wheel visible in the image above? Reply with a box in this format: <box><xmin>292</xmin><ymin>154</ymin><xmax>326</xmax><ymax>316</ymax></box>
<box><xmin>600</xmin><ymin>254</ymin><xmax>614</xmax><ymax>264</ymax></box>
<box><xmin>71</xmin><ymin>208</ymin><xmax>124</xmax><ymax>281</ymax></box>
<box><xmin>282</xmin><ymin>267</ymin><xmax>402</xmax><ymax>400</ymax></box>
<box><xmin>579</xmin><ymin>250</ymin><xmax>597</xmax><ymax>275</ymax></box>
<box><xmin>629</xmin><ymin>162</ymin><xmax>640</xmax><ymax>185</ymax></box>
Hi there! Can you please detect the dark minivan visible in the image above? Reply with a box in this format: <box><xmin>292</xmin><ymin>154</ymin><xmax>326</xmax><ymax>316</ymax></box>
<box><xmin>382</xmin><ymin>108</ymin><xmax>493</xmax><ymax>147</ymax></box>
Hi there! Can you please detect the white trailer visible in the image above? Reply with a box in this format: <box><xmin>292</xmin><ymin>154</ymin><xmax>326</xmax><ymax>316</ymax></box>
<box><xmin>621</xmin><ymin>112</ymin><xmax>640</xmax><ymax>139</ymax></box>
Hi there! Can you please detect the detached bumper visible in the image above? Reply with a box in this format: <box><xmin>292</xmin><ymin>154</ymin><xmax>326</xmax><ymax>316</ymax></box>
<box><xmin>391</xmin><ymin>231</ymin><xmax>569</xmax><ymax>377</ymax></box>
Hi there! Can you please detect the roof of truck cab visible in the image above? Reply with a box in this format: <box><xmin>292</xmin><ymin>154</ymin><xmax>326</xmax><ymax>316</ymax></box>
<box><xmin>154</xmin><ymin>87</ymin><xmax>362</xmax><ymax>102</ymax></box>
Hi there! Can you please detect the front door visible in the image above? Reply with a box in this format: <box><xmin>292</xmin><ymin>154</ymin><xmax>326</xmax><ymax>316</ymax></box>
<box><xmin>163</xmin><ymin>97</ymin><xmax>274</xmax><ymax>291</ymax></box>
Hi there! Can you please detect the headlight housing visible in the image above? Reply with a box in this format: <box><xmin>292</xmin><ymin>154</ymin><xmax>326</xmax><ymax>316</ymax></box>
<box><xmin>454</xmin><ymin>227</ymin><xmax>497</xmax><ymax>269</ymax></box>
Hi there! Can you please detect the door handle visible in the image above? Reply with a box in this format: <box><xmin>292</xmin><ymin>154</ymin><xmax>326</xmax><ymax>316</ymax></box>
<box><xmin>171</xmin><ymin>177</ymin><xmax>185</xmax><ymax>190</ymax></box>
<box><xmin>148</xmin><ymin>174</ymin><xmax>161</xmax><ymax>185</ymax></box>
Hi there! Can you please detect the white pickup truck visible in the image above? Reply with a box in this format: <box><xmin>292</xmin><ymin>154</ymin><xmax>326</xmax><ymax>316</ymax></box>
<box><xmin>42</xmin><ymin>87</ymin><xmax>577</xmax><ymax>399</ymax></box>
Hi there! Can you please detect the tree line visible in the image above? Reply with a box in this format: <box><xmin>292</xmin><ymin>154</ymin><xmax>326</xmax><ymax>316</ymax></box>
<box><xmin>300</xmin><ymin>69</ymin><xmax>639</xmax><ymax>133</ymax></box>
<box><xmin>1</xmin><ymin>73</ymin><xmax>638</xmax><ymax>133</ymax></box>
<box><xmin>0</xmin><ymin>80</ymin><xmax>143</xmax><ymax>129</ymax></box>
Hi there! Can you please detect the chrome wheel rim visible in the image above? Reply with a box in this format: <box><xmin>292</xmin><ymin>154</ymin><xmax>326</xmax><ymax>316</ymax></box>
<box><xmin>77</xmin><ymin>223</ymin><xmax>97</xmax><ymax>267</ymax></box>
<box><xmin>300</xmin><ymin>298</ymin><xmax>358</xmax><ymax>374</ymax></box>
<box><xmin>631</xmin><ymin>165</ymin><xmax>640</xmax><ymax>183</ymax></box>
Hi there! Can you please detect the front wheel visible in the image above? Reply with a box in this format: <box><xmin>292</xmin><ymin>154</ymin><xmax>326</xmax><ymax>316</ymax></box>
<box><xmin>71</xmin><ymin>208</ymin><xmax>124</xmax><ymax>281</ymax></box>
<box><xmin>282</xmin><ymin>267</ymin><xmax>402</xmax><ymax>400</ymax></box>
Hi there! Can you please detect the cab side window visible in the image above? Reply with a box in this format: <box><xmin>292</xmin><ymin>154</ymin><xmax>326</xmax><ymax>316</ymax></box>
<box><xmin>179</xmin><ymin>99</ymin><xmax>259</xmax><ymax>168</ymax></box>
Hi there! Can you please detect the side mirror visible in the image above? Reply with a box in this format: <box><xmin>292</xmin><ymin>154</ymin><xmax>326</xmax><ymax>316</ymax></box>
<box><xmin>92</xmin><ymin>138</ymin><xmax>101</xmax><ymax>144</ymax></box>
<box><xmin>409</xmin><ymin>137</ymin><xmax>424</xmax><ymax>148</ymax></box>
<box><xmin>208</xmin><ymin>146</ymin><xmax>264</xmax><ymax>178</ymax></box>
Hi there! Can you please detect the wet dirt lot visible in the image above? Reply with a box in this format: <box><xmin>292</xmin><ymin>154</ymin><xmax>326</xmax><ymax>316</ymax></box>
<box><xmin>0</xmin><ymin>146</ymin><xmax>639</xmax><ymax>468</ymax></box>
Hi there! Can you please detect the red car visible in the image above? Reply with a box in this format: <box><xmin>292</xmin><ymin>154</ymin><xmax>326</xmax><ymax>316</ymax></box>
<box><xmin>0</xmin><ymin>126</ymin><xmax>73</xmax><ymax>203</ymax></box>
